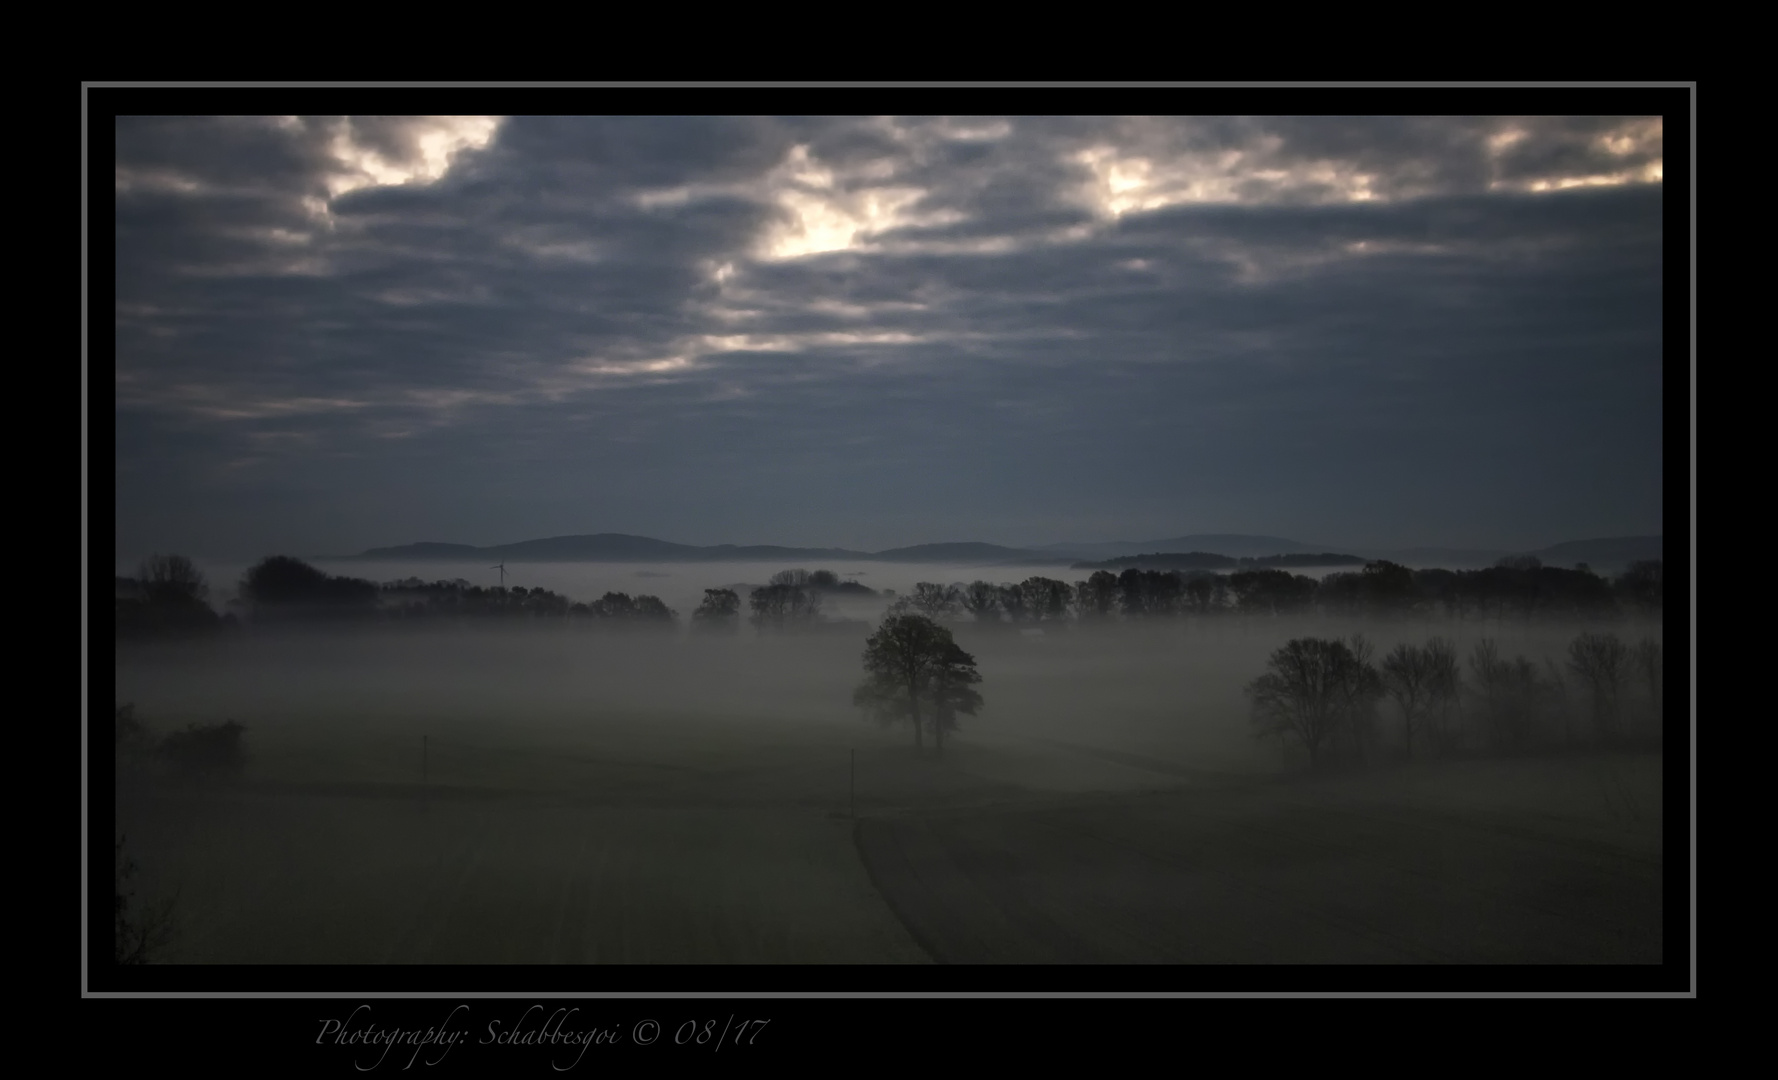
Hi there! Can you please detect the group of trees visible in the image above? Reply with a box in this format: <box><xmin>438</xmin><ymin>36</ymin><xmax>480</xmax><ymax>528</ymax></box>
<box><xmin>890</xmin><ymin>557</ymin><xmax>1663</xmax><ymax>628</ymax></box>
<box><xmin>115</xmin><ymin>557</ymin><xmax>901</xmax><ymax>638</ymax></box>
<box><xmin>115</xmin><ymin>555</ymin><xmax>227</xmax><ymax>637</ymax></box>
<box><xmin>689</xmin><ymin>569</ymin><xmax>878</xmax><ymax>632</ymax></box>
<box><xmin>116</xmin><ymin>556</ymin><xmax>685</xmax><ymax>635</ymax></box>
<box><xmin>1247</xmin><ymin>631</ymin><xmax>1664</xmax><ymax>767</ymax></box>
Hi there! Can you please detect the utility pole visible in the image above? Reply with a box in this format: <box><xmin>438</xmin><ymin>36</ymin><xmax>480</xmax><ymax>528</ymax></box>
<box><xmin>850</xmin><ymin>749</ymin><xmax>855</xmax><ymax>818</ymax></box>
<box><xmin>422</xmin><ymin>734</ymin><xmax>429</xmax><ymax>809</ymax></box>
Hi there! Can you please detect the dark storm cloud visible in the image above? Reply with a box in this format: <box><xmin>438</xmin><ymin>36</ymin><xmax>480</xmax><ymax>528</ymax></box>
<box><xmin>112</xmin><ymin>114</ymin><xmax>1666</xmax><ymax>560</ymax></box>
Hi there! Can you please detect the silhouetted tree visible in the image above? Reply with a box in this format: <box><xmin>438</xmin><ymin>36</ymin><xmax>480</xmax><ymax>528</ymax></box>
<box><xmin>139</xmin><ymin>554</ymin><xmax>208</xmax><ymax>607</ymax></box>
<box><xmin>692</xmin><ymin>588</ymin><xmax>741</xmax><ymax>629</ymax></box>
<box><xmin>1543</xmin><ymin>657</ymin><xmax>1577</xmax><ymax>746</ymax></box>
<box><xmin>1469</xmin><ymin>639</ymin><xmax>1546</xmax><ymax>751</ymax></box>
<box><xmin>118</xmin><ymin>554</ymin><xmax>221</xmax><ymax>637</ymax></box>
<box><xmin>238</xmin><ymin>556</ymin><xmax>376</xmax><ymax>619</ymax></box>
<box><xmin>1018</xmin><ymin>577</ymin><xmax>1073</xmax><ymax>623</ymax></box>
<box><xmin>1380</xmin><ymin>643</ymin><xmax>1436</xmax><ymax>759</ymax></box>
<box><xmin>1179</xmin><ymin>572</ymin><xmax>1218</xmax><ymax>615</ymax></box>
<box><xmin>1229</xmin><ymin>569</ymin><xmax>1316</xmax><ymax>616</ymax></box>
<box><xmin>1117</xmin><ymin>568</ymin><xmax>1185</xmax><ymax>617</ymax></box>
<box><xmin>1341</xmin><ymin>634</ymin><xmax>1385</xmax><ymax>763</ymax></box>
<box><xmin>1568</xmin><ymin>632</ymin><xmax>1630</xmax><ymax>744</ymax></box>
<box><xmin>750</xmin><ymin>583</ymin><xmax>822</xmax><ymax>628</ymax></box>
<box><xmin>1616</xmin><ymin>561</ymin><xmax>1663</xmax><ymax>616</ymax></box>
<box><xmin>631</xmin><ymin>595</ymin><xmax>677</xmax><ymax>622</ymax></box>
<box><xmin>591</xmin><ymin>591</ymin><xmax>639</xmax><ymax>618</ymax></box>
<box><xmin>1411</xmin><ymin>568</ymin><xmax>1461</xmax><ymax>619</ymax></box>
<box><xmin>1633</xmin><ymin>637</ymin><xmax>1662</xmax><ymax>740</ymax></box>
<box><xmin>905</xmin><ymin>582</ymin><xmax>960</xmax><ymax>620</ymax></box>
<box><xmin>1361</xmin><ymin>560</ymin><xmax>1416</xmax><ymax>614</ymax></box>
<box><xmin>959</xmin><ymin>581</ymin><xmax>1003</xmax><ymax>625</ymax></box>
<box><xmin>1073</xmin><ymin>571</ymin><xmax>1120</xmax><ymax>621</ymax></box>
<box><xmin>925</xmin><ymin>640</ymin><xmax>984</xmax><ymax>755</ymax></box>
<box><xmin>1467</xmin><ymin>639</ymin><xmax>1509</xmax><ymax>748</ymax></box>
<box><xmin>1424</xmin><ymin>637</ymin><xmax>1463</xmax><ymax>755</ymax></box>
<box><xmin>1246</xmin><ymin>638</ymin><xmax>1378</xmax><ymax>768</ymax></box>
<box><xmin>854</xmin><ymin>614</ymin><xmax>980</xmax><ymax>755</ymax></box>
<box><xmin>586</xmin><ymin>591</ymin><xmax>677</xmax><ymax>626</ymax></box>
<box><xmin>996</xmin><ymin>582</ymin><xmax>1030</xmax><ymax>623</ymax></box>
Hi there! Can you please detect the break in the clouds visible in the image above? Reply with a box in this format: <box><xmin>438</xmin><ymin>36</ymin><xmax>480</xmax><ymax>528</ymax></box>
<box><xmin>112</xmin><ymin>114</ymin><xmax>1666</xmax><ymax>561</ymax></box>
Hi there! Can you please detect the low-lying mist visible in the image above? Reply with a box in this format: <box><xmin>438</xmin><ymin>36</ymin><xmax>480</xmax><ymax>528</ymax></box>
<box><xmin>108</xmin><ymin>559</ymin><xmax>1668</xmax><ymax>968</ymax></box>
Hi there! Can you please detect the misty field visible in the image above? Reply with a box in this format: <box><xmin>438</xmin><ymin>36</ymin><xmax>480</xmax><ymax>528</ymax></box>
<box><xmin>111</xmin><ymin>608</ymin><xmax>1665</xmax><ymax>966</ymax></box>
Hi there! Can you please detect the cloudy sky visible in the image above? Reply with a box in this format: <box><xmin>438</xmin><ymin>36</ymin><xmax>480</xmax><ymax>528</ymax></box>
<box><xmin>112</xmin><ymin>112</ymin><xmax>1668</xmax><ymax>561</ymax></box>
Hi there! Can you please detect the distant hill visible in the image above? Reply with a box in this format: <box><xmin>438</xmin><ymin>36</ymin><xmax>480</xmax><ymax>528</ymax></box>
<box><xmin>693</xmin><ymin>543</ymin><xmax>875</xmax><ymax>561</ymax></box>
<box><xmin>1368</xmin><ymin>547</ymin><xmax>1510</xmax><ymax>568</ymax></box>
<box><xmin>358</xmin><ymin>541</ymin><xmax>484</xmax><ymax>559</ymax></box>
<box><xmin>348</xmin><ymin>532</ymin><xmax>1661</xmax><ymax>571</ymax></box>
<box><xmin>869</xmin><ymin>542</ymin><xmax>1065</xmax><ymax>564</ymax></box>
<box><xmin>1072</xmin><ymin>552</ymin><xmax>1238</xmax><ymax>571</ymax></box>
<box><xmin>1036</xmin><ymin>534</ymin><xmax>1330</xmax><ymax>561</ymax></box>
<box><xmin>1072</xmin><ymin>551</ymin><xmax>1368</xmax><ymax>572</ymax></box>
<box><xmin>353</xmin><ymin>534</ymin><xmax>1031</xmax><ymax>564</ymax></box>
<box><xmin>1527</xmin><ymin>536</ymin><xmax>1662</xmax><ymax>569</ymax></box>
<box><xmin>1361</xmin><ymin>537</ymin><xmax>1662</xmax><ymax>571</ymax></box>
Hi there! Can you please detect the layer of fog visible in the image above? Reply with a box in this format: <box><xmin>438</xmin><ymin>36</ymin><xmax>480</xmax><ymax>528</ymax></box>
<box><xmin>115</xmin><ymin>577</ymin><xmax>1661</xmax><ymax>785</ymax></box>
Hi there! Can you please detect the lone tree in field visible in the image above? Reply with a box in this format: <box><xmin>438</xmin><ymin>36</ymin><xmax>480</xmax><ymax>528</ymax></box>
<box><xmin>1246</xmin><ymin>637</ymin><xmax>1380</xmax><ymax>768</ymax></box>
<box><xmin>854</xmin><ymin>614</ymin><xmax>982</xmax><ymax>755</ymax></box>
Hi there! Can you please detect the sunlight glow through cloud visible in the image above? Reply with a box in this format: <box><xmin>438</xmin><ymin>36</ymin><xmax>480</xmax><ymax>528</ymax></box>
<box><xmin>756</xmin><ymin>145</ymin><xmax>963</xmax><ymax>260</ymax></box>
<box><xmin>1488</xmin><ymin>117</ymin><xmax>1663</xmax><ymax>193</ymax></box>
<box><xmin>1074</xmin><ymin>143</ymin><xmax>1384</xmax><ymax>217</ymax></box>
<box><xmin>322</xmin><ymin>116</ymin><xmax>502</xmax><ymax>200</ymax></box>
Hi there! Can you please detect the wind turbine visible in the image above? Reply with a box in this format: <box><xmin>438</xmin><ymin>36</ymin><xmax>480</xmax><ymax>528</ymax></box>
<box><xmin>490</xmin><ymin>562</ymin><xmax>507</xmax><ymax>590</ymax></box>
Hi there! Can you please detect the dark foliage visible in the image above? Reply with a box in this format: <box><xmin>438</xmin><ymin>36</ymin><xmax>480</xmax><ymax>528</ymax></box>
<box><xmin>1246</xmin><ymin>637</ymin><xmax>1382</xmax><ymax>768</ymax></box>
<box><xmin>750</xmin><ymin>583</ymin><xmax>822</xmax><ymax>628</ymax></box>
<box><xmin>115</xmin><ymin>555</ymin><xmax>222</xmax><ymax>638</ymax></box>
<box><xmin>692</xmin><ymin>588</ymin><xmax>741</xmax><ymax>628</ymax></box>
<box><xmin>855</xmin><ymin>614</ymin><xmax>982</xmax><ymax>754</ymax></box>
<box><xmin>239</xmin><ymin>556</ymin><xmax>377</xmax><ymax>619</ymax></box>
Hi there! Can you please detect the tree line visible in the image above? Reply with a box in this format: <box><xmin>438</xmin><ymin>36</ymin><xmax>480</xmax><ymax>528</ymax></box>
<box><xmin>889</xmin><ymin>557</ymin><xmax>1661</xmax><ymax>626</ymax></box>
<box><xmin>114</xmin><ymin>553</ymin><xmax>1662</xmax><ymax>640</ymax></box>
<box><xmin>115</xmin><ymin>556</ymin><xmax>894</xmax><ymax>638</ymax></box>
<box><xmin>1246</xmin><ymin>630</ymin><xmax>1664</xmax><ymax>768</ymax></box>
